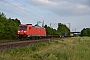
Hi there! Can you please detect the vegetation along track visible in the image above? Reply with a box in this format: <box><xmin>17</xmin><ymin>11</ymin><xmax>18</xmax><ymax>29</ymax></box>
<box><xmin>0</xmin><ymin>36</ymin><xmax>70</xmax><ymax>52</ymax></box>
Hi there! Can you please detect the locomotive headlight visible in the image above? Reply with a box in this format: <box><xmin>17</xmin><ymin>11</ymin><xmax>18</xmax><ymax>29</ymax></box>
<box><xmin>24</xmin><ymin>31</ymin><xmax>26</xmax><ymax>33</ymax></box>
<box><xmin>18</xmin><ymin>31</ymin><xmax>20</xmax><ymax>32</ymax></box>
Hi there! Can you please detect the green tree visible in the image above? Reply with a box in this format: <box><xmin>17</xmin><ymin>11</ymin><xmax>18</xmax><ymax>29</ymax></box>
<box><xmin>44</xmin><ymin>25</ymin><xmax>52</xmax><ymax>35</ymax></box>
<box><xmin>57</xmin><ymin>23</ymin><xmax>70</xmax><ymax>36</ymax></box>
<box><xmin>0</xmin><ymin>12</ymin><xmax>21</xmax><ymax>40</ymax></box>
<box><xmin>81</xmin><ymin>28</ymin><xmax>90</xmax><ymax>36</ymax></box>
<box><xmin>44</xmin><ymin>24</ymin><xmax>60</xmax><ymax>35</ymax></box>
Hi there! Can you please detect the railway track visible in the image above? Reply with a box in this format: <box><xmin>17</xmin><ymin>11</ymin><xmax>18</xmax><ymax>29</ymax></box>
<box><xmin>0</xmin><ymin>37</ymin><xmax>70</xmax><ymax>52</ymax></box>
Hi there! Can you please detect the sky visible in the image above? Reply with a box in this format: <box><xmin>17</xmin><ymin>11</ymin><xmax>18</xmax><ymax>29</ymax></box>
<box><xmin>0</xmin><ymin>0</ymin><xmax>90</xmax><ymax>32</ymax></box>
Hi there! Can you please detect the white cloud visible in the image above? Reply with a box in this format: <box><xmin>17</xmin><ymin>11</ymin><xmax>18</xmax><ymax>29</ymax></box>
<box><xmin>33</xmin><ymin>0</ymin><xmax>90</xmax><ymax>16</ymax></box>
<box><xmin>73</xmin><ymin>4</ymin><xmax>90</xmax><ymax>14</ymax></box>
<box><xmin>76</xmin><ymin>4</ymin><xmax>87</xmax><ymax>9</ymax></box>
<box><xmin>37</xmin><ymin>0</ymin><xmax>58</xmax><ymax>5</ymax></box>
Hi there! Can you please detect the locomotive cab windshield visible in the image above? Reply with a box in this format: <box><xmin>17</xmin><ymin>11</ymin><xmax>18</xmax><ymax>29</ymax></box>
<box><xmin>18</xmin><ymin>26</ymin><xmax>27</xmax><ymax>30</ymax></box>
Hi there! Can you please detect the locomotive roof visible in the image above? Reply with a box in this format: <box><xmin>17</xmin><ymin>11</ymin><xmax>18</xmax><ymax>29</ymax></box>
<box><xmin>19</xmin><ymin>24</ymin><xmax>45</xmax><ymax>28</ymax></box>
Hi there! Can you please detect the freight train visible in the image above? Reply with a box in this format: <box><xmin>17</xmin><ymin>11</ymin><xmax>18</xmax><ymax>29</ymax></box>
<box><xmin>17</xmin><ymin>24</ymin><xmax>46</xmax><ymax>39</ymax></box>
<box><xmin>17</xmin><ymin>24</ymin><xmax>70</xmax><ymax>39</ymax></box>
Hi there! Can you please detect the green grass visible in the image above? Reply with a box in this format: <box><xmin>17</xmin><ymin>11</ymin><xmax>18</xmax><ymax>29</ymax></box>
<box><xmin>0</xmin><ymin>37</ymin><xmax>90</xmax><ymax>60</ymax></box>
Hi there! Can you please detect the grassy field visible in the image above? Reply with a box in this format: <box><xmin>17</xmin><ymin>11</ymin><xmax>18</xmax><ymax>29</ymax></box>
<box><xmin>0</xmin><ymin>37</ymin><xmax>90</xmax><ymax>60</ymax></box>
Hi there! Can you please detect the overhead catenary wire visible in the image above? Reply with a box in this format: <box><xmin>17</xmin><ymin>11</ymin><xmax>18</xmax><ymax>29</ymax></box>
<box><xmin>26</xmin><ymin>0</ymin><xmax>58</xmax><ymax>23</ymax></box>
<box><xmin>15</xmin><ymin>0</ymin><xmax>45</xmax><ymax>17</ymax></box>
<box><xmin>0</xmin><ymin>0</ymin><xmax>58</xmax><ymax>26</ymax></box>
<box><xmin>26</xmin><ymin>0</ymin><xmax>51</xmax><ymax>19</ymax></box>
<box><xmin>27</xmin><ymin>0</ymin><xmax>46</xmax><ymax>16</ymax></box>
<box><xmin>15</xmin><ymin>0</ymin><xmax>45</xmax><ymax>20</ymax></box>
<box><xmin>0</xmin><ymin>2</ymin><xmax>40</xmax><ymax>21</ymax></box>
<box><xmin>1</xmin><ymin>0</ymin><xmax>45</xmax><ymax>20</ymax></box>
<box><xmin>0</xmin><ymin>3</ymin><xmax>29</xmax><ymax>19</ymax></box>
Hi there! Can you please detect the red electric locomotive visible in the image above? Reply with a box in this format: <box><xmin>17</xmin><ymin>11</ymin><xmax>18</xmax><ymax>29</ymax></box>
<box><xmin>17</xmin><ymin>24</ymin><xmax>46</xmax><ymax>39</ymax></box>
